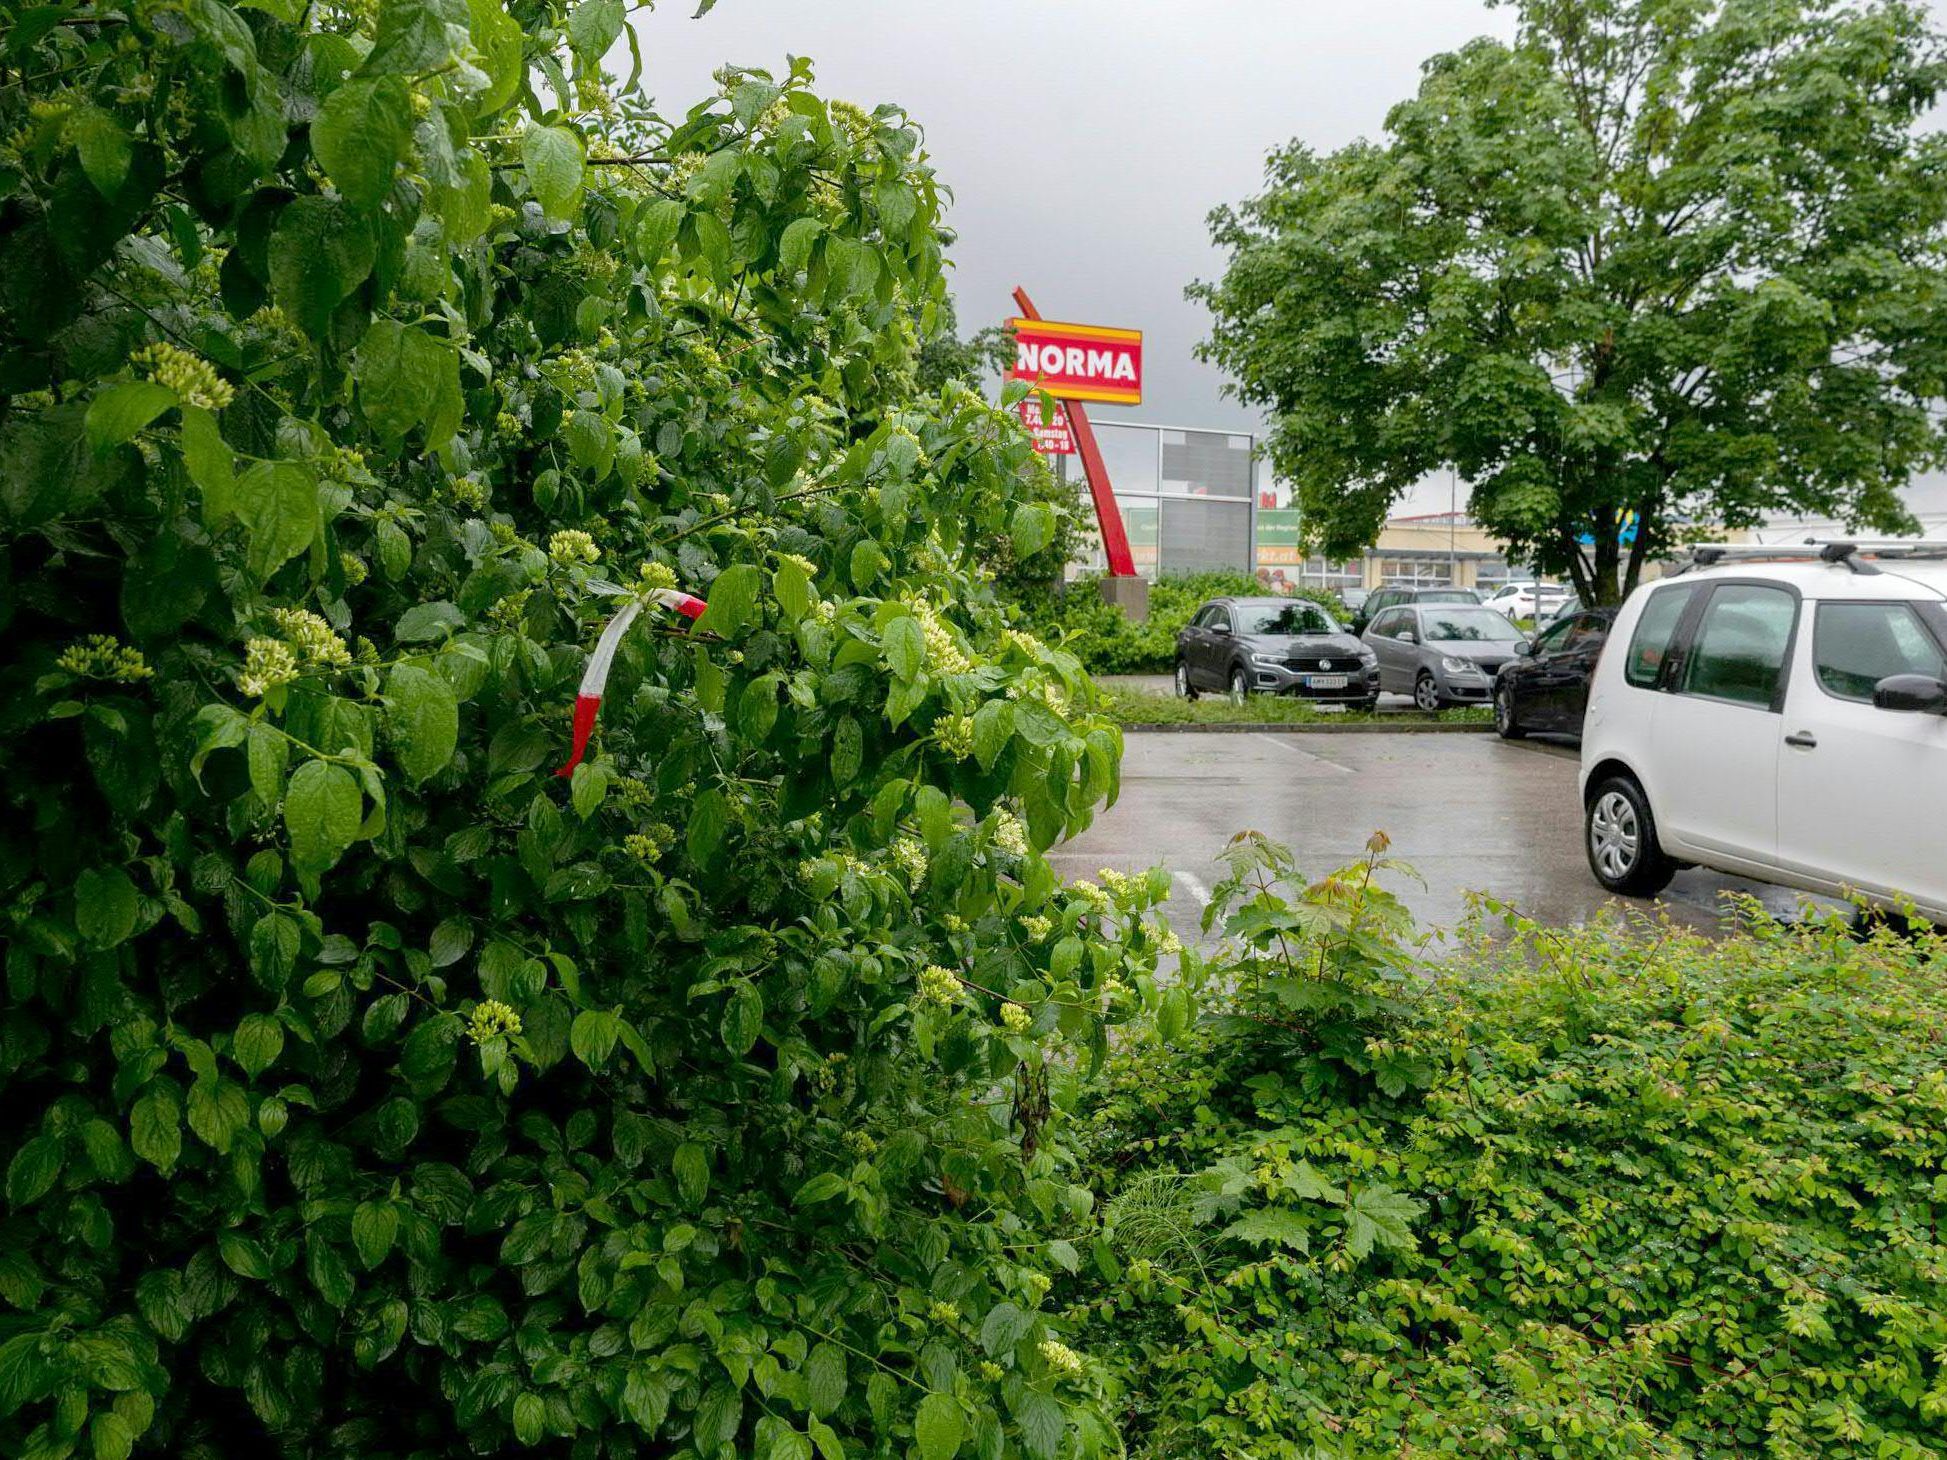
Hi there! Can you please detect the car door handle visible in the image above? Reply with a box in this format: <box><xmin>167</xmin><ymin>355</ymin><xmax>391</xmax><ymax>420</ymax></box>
<box><xmin>1784</xmin><ymin>731</ymin><xmax>1818</xmax><ymax>749</ymax></box>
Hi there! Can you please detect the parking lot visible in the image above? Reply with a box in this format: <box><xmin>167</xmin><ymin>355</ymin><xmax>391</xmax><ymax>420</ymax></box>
<box><xmin>1053</xmin><ymin>730</ymin><xmax>1820</xmax><ymax>940</ymax></box>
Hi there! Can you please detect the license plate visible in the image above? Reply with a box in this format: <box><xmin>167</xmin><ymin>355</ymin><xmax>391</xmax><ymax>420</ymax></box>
<box><xmin>1305</xmin><ymin>675</ymin><xmax>1349</xmax><ymax>690</ymax></box>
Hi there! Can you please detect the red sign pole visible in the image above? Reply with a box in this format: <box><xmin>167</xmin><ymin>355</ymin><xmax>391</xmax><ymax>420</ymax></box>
<box><xmin>1012</xmin><ymin>287</ymin><xmax>1137</xmax><ymax>578</ymax></box>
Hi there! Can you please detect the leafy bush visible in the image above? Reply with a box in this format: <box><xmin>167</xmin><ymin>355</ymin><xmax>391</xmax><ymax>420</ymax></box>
<box><xmin>0</xmin><ymin>6</ymin><xmax>1182</xmax><ymax>1457</ymax></box>
<box><xmin>1010</xmin><ymin>573</ymin><xmax>1347</xmax><ymax>677</ymax></box>
<box><xmin>1077</xmin><ymin>837</ymin><xmax>1947</xmax><ymax>1457</ymax></box>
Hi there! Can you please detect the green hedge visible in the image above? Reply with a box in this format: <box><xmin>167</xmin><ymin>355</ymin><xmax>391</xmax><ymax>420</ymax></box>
<box><xmin>1074</xmin><ymin>836</ymin><xmax>1947</xmax><ymax>1457</ymax></box>
<box><xmin>1010</xmin><ymin>573</ymin><xmax>1347</xmax><ymax>677</ymax></box>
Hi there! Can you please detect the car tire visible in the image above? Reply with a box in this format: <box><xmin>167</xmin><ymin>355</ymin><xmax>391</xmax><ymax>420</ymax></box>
<box><xmin>1494</xmin><ymin>683</ymin><xmax>1525</xmax><ymax>739</ymax></box>
<box><xmin>1585</xmin><ymin>775</ymin><xmax>1676</xmax><ymax>897</ymax></box>
<box><xmin>1174</xmin><ymin>659</ymin><xmax>1198</xmax><ymax>701</ymax></box>
<box><xmin>1228</xmin><ymin>665</ymin><xmax>1250</xmax><ymax>700</ymax></box>
<box><xmin>1413</xmin><ymin>672</ymin><xmax>1443</xmax><ymax>713</ymax></box>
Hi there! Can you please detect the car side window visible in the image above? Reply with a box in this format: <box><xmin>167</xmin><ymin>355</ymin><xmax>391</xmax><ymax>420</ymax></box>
<box><xmin>1369</xmin><ymin>608</ymin><xmax>1398</xmax><ymax>636</ymax></box>
<box><xmin>1678</xmin><ymin>584</ymin><xmax>1798</xmax><ymax>708</ymax></box>
<box><xmin>1191</xmin><ymin>605</ymin><xmax>1218</xmax><ymax>630</ymax></box>
<box><xmin>1211</xmin><ymin>607</ymin><xmax>1232</xmax><ymax>633</ymax></box>
<box><xmin>1530</xmin><ymin>617</ymin><xmax>1576</xmax><ymax>655</ymax></box>
<box><xmin>1813</xmin><ymin>602</ymin><xmax>1947</xmax><ymax>702</ymax></box>
<box><xmin>1562</xmin><ymin>615</ymin><xmax>1606</xmax><ymax>652</ymax></box>
<box><xmin>1624</xmin><ymin>587</ymin><xmax>1695</xmax><ymax>688</ymax></box>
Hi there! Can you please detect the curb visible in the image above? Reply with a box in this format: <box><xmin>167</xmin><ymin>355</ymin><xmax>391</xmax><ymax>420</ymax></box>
<box><xmin>1118</xmin><ymin>720</ymin><xmax>1495</xmax><ymax>735</ymax></box>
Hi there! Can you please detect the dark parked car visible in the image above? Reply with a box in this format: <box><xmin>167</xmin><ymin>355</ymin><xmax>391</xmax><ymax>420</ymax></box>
<box><xmin>1492</xmin><ymin>608</ymin><xmax>1616</xmax><ymax>741</ymax></box>
<box><xmin>1175</xmin><ymin>597</ymin><xmax>1379</xmax><ymax>705</ymax></box>
<box><xmin>1349</xmin><ymin>585</ymin><xmax>1483</xmax><ymax>635</ymax></box>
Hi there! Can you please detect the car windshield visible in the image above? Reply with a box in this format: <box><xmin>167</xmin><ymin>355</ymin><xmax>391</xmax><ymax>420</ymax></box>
<box><xmin>1239</xmin><ymin>605</ymin><xmax>1337</xmax><ymax>635</ymax></box>
<box><xmin>1418</xmin><ymin>591</ymin><xmax>1478</xmax><ymax>605</ymax></box>
<box><xmin>1422</xmin><ymin>608</ymin><xmax>1525</xmax><ymax>643</ymax></box>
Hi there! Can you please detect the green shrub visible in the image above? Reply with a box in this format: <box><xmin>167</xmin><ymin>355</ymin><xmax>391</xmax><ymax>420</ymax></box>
<box><xmin>1077</xmin><ymin>836</ymin><xmax>1947</xmax><ymax>1457</ymax></box>
<box><xmin>1010</xmin><ymin>573</ymin><xmax>1347</xmax><ymax>677</ymax></box>
<box><xmin>0</xmin><ymin>7</ymin><xmax>1181</xmax><ymax>1457</ymax></box>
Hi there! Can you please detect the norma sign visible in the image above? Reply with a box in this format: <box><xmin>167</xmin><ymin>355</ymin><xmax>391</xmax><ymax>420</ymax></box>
<box><xmin>1007</xmin><ymin>318</ymin><xmax>1142</xmax><ymax>406</ymax></box>
<box><xmin>1015</xmin><ymin>396</ymin><xmax>1074</xmax><ymax>455</ymax></box>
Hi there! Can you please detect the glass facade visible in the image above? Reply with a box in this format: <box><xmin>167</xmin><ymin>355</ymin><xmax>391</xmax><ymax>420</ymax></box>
<box><xmin>1070</xmin><ymin>421</ymin><xmax>1255</xmax><ymax>580</ymax></box>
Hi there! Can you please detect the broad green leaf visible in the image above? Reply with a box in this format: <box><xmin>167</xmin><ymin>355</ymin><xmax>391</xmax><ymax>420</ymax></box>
<box><xmin>804</xmin><ymin>1341</ymin><xmax>846</xmax><ymax>1417</ymax></box>
<box><xmin>356</xmin><ymin>321</ymin><xmax>462</xmax><ymax>450</ymax></box>
<box><xmin>1344</xmin><ymin>1184</ymin><xmax>1423</xmax><ymax>1260</ymax></box>
<box><xmin>1016</xmin><ymin>1390</ymin><xmax>1064</xmax><ymax>1460</ymax></box>
<box><xmin>90</xmin><ymin>1410</ymin><xmax>136</xmax><ymax>1460</ymax></box>
<box><xmin>882</xmin><ymin>615</ymin><xmax>923</xmax><ymax>681</ymax></box>
<box><xmin>218</xmin><ymin>1231</ymin><xmax>271</xmax><ymax>1280</ymax></box>
<box><xmin>75</xmin><ymin>865</ymin><xmax>139</xmax><ymax>949</ymax></box>
<box><xmin>778</xmin><ymin>216</ymin><xmax>821</xmax><ymax>276</ymax></box>
<box><xmin>1223</xmin><ymin>1207</ymin><xmax>1312</xmax><ymax>1252</ymax></box>
<box><xmin>720</xmin><ymin>981</ymin><xmax>762</xmax><ymax>1056</ymax></box>
<box><xmin>772</xmin><ymin>558</ymin><xmax>813</xmax><ymax>618</ymax></box>
<box><xmin>186</xmin><ymin>1077</ymin><xmax>249</xmax><ymax>1154</ymax></box>
<box><xmin>129</xmin><ymin>1084</ymin><xmax>181</xmax><ymax>1175</ymax></box>
<box><xmin>512</xmin><ymin>1392</ymin><xmax>545</xmax><ymax>1446</ymax></box>
<box><xmin>635</xmin><ymin>198</ymin><xmax>684</xmax><ymax>268</ymax></box>
<box><xmin>672</xmin><ymin>1141</ymin><xmax>709</xmax><ymax>1205</ymax></box>
<box><xmin>466</xmin><ymin>0</ymin><xmax>525</xmax><ymax>114</ymax></box>
<box><xmin>1009</xmin><ymin>502</ymin><xmax>1055</xmax><ymax>558</ymax></box>
<box><xmin>979</xmin><ymin>1301</ymin><xmax>1032</xmax><ymax>1356</ymax></box>
<box><xmin>5</xmin><ymin>1135</ymin><xmax>62</xmax><ymax>1208</ymax></box>
<box><xmin>268</xmin><ymin>195</ymin><xmax>376</xmax><ymax>340</ymax></box>
<box><xmin>830</xmin><ymin>716</ymin><xmax>862</xmax><ymax>785</ymax></box>
<box><xmin>522</xmin><ymin>123</ymin><xmax>585</xmax><ymax>220</ymax></box>
<box><xmin>687</xmin><ymin>786</ymin><xmax>729</xmax><ymax>864</ymax></box>
<box><xmin>567</xmin><ymin>0</ymin><xmax>624</xmax><ymax>62</ymax></box>
<box><xmin>236</xmin><ymin>461</ymin><xmax>320</xmax><ymax>584</ymax></box>
<box><xmin>180</xmin><ymin>404</ymin><xmax>236</xmax><ymax>518</ymax></box>
<box><xmin>914</xmin><ymin>1392</ymin><xmax>963</xmax><ymax>1460</ymax></box>
<box><xmin>570</xmin><ymin>1010</ymin><xmax>619</xmax><ymax>1070</ymax></box>
<box><xmin>285</xmin><ymin>759</ymin><xmax>362</xmax><ymax>884</ymax></box>
<box><xmin>86</xmin><ymin>381</ymin><xmax>176</xmax><ymax>456</ymax></box>
<box><xmin>70</xmin><ymin>106</ymin><xmax>133</xmax><ymax>197</ymax></box>
<box><xmin>697</xmin><ymin>563</ymin><xmax>761</xmax><ymax>637</ymax></box>
<box><xmin>385</xmin><ymin>663</ymin><xmax>459</xmax><ymax>783</ymax></box>
<box><xmin>312</xmin><ymin>74</ymin><xmax>413</xmax><ymax>211</ymax></box>
<box><xmin>351</xmin><ymin>1200</ymin><xmax>399</xmax><ymax>1269</ymax></box>
<box><xmin>233</xmin><ymin>1013</ymin><xmax>284</xmax><ymax>1078</ymax></box>
<box><xmin>970</xmin><ymin>700</ymin><xmax>1013</xmax><ymax>772</ymax></box>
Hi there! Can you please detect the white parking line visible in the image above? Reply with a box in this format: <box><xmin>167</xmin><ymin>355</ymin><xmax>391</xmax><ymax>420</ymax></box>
<box><xmin>1254</xmin><ymin>733</ymin><xmax>1353</xmax><ymax>772</ymax></box>
<box><xmin>1173</xmin><ymin>869</ymin><xmax>1213</xmax><ymax>906</ymax></box>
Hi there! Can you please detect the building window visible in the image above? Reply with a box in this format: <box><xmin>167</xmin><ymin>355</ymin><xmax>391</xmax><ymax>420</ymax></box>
<box><xmin>1378</xmin><ymin>556</ymin><xmax>1454</xmax><ymax>587</ymax></box>
<box><xmin>1297</xmin><ymin>556</ymin><xmax>1362</xmax><ymax>591</ymax></box>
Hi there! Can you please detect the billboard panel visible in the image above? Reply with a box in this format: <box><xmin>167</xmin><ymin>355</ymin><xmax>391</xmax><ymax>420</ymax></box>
<box><xmin>1006</xmin><ymin>318</ymin><xmax>1142</xmax><ymax>405</ymax></box>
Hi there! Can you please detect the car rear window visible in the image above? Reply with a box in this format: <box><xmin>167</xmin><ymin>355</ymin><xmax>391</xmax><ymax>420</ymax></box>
<box><xmin>1624</xmin><ymin>586</ymin><xmax>1695</xmax><ymax>688</ymax></box>
<box><xmin>1679</xmin><ymin>584</ymin><xmax>1797</xmax><ymax>707</ymax></box>
<box><xmin>1421</xmin><ymin>608</ymin><xmax>1523</xmax><ymax>643</ymax></box>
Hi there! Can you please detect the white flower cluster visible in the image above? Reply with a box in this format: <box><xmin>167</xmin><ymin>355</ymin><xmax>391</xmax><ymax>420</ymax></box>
<box><xmin>270</xmin><ymin>607</ymin><xmax>351</xmax><ymax>668</ymax></box>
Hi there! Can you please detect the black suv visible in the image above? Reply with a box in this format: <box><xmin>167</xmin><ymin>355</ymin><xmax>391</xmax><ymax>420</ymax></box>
<box><xmin>1175</xmin><ymin>597</ymin><xmax>1379</xmax><ymax>705</ymax></box>
<box><xmin>1349</xmin><ymin>585</ymin><xmax>1482</xmax><ymax>635</ymax></box>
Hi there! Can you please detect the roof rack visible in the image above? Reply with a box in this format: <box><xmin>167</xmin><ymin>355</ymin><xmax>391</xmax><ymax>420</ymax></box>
<box><xmin>1678</xmin><ymin>539</ymin><xmax>1947</xmax><ymax>577</ymax></box>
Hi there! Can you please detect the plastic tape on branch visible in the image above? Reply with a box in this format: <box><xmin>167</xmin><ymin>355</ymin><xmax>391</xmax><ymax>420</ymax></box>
<box><xmin>555</xmin><ymin>587</ymin><xmax>708</xmax><ymax>778</ymax></box>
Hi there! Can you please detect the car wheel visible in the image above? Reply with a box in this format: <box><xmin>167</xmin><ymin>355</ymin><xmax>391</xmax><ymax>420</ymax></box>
<box><xmin>1585</xmin><ymin>776</ymin><xmax>1676</xmax><ymax>896</ymax></box>
<box><xmin>1174</xmin><ymin>659</ymin><xmax>1198</xmax><ymax>701</ymax></box>
<box><xmin>1494</xmin><ymin>683</ymin><xmax>1525</xmax><ymax>739</ymax></box>
<box><xmin>1413</xmin><ymin>672</ymin><xmax>1443</xmax><ymax>713</ymax></box>
<box><xmin>1228</xmin><ymin>665</ymin><xmax>1249</xmax><ymax>700</ymax></box>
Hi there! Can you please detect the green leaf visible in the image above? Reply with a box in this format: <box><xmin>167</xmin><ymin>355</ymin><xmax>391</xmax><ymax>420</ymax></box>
<box><xmin>778</xmin><ymin>216</ymin><xmax>822</xmax><ymax>276</ymax></box>
<box><xmin>720</xmin><ymin>981</ymin><xmax>763</xmax><ymax>1056</ymax></box>
<box><xmin>186</xmin><ymin>1077</ymin><xmax>249</xmax><ymax>1154</ymax></box>
<box><xmin>218</xmin><ymin>1231</ymin><xmax>271</xmax><ymax>1280</ymax></box>
<box><xmin>1223</xmin><ymin>1207</ymin><xmax>1312</xmax><ymax>1252</ymax></box>
<box><xmin>6</xmin><ymin>1136</ymin><xmax>62</xmax><ymax>1208</ymax></box>
<box><xmin>979</xmin><ymin>1301</ymin><xmax>1032</xmax><ymax>1356</ymax></box>
<box><xmin>233</xmin><ymin>1013</ymin><xmax>284</xmax><ymax>1078</ymax></box>
<box><xmin>74</xmin><ymin>865</ymin><xmax>139</xmax><ymax>949</ymax></box>
<box><xmin>570</xmin><ymin>1009</ymin><xmax>619</xmax><ymax>1070</ymax></box>
<box><xmin>672</xmin><ymin>1141</ymin><xmax>709</xmax><ymax>1205</ymax></box>
<box><xmin>522</xmin><ymin>122</ymin><xmax>585</xmax><ymax>220</ymax></box>
<box><xmin>970</xmin><ymin>700</ymin><xmax>1013</xmax><ymax>773</ymax></box>
<box><xmin>385</xmin><ymin>663</ymin><xmax>459</xmax><ymax>783</ymax></box>
<box><xmin>1009</xmin><ymin>502</ymin><xmax>1055</xmax><ymax>558</ymax></box>
<box><xmin>793</xmin><ymin>1172</ymin><xmax>846</xmax><ymax>1206</ymax></box>
<box><xmin>567</xmin><ymin>0</ymin><xmax>624</xmax><ymax>62</ymax></box>
<box><xmin>830</xmin><ymin>717</ymin><xmax>862</xmax><ymax>786</ymax></box>
<box><xmin>90</xmin><ymin>1410</ymin><xmax>136</xmax><ymax>1460</ymax></box>
<box><xmin>130</xmin><ymin>1084</ymin><xmax>181</xmax><ymax>1175</ymax></box>
<box><xmin>1016</xmin><ymin>1390</ymin><xmax>1064</xmax><ymax>1460</ymax></box>
<box><xmin>635</xmin><ymin>198</ymin><xmax>685</xmax><ymax>268</ymax></box>
<box><xmin>285</xmin><ymin>759</ymin><xmax>362</xmax><ymax>885</ymax></box>
<box><xmin>697</xmin><ymin>563</ymin><xmax>761</xmax><ymax>637</ymax></box>
<box><xmin>772</xmin><ymin>558</ymin><xmax>813</xmax><ymax>618</ymax></box>
<box><xmin>70</xmin><ymin>106</ymin><xmax>133</xmax><ymax>197</ymax></box>
<box><xmin>355</xmin><ymin>321</ymin><xmax>462</xmax><ymax>450</ymax></box>
<box><xmin>180</xmin><ymin>404</ymin><xmax>235</xmax><ymax>517</ymax></box>
<box><xmin>351</xmin><ymin>1200</ymin><xmax>399</xmax><ymax>1270</ymax></box>
<box><xmin>804</xmin><ymin>1341</ymin><xmax>846</xmax><ymax>1418</ymax></box>
<box><xmin>687</xmin><ymin>786</ymin><xmax>729</xmax><ymax>865</ymax></box>
<box><xmin>914</xmin><ymin>1392</ymin><xmax>963</xmax><ymax>1460</ymax></box>
<box><xmin>86</xmin><ymin>381</ymin><xmax>176</xmax><ymax>456</ymax></box>
<box><xmin>883</xmin><ymin>614</ymin><xmax>923</xmax><ymax>681</ymax></box>
<box><xmin>466</xmin><ymin>0</ymin><xmax>525</xmax><ymax>114</ymax></box>
<box><xmin>312</xmin><ymin>74</ymin><xmax>413</xmax><ymax>211</ymax></box>
<box><xmin>247</xmin><ymin>723</ymin><xmax>288</xmax><ymax>806</ymax></box>
<box><xmin>512</xmin><ymin>1391</ymin><xmax>545</xmax><ymax>1446</ymax></box>
<box><xmin>1343</xmin><ymin>1184</ymin><xmax>1423</xmax><ymax>1260</ymax></box>
<box><xmin>236</xmin><ymin>461</ymin><xmax>321</xmax><ymax>584</ymax></box>
<box><xmin>269</xmin><ymin>195</ymin><xmax>376</xmax><ymax>340</ymax></box>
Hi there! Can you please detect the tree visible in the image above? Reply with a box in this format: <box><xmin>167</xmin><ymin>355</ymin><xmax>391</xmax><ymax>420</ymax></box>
<box><xmin>0</xmin><ymin>4</ymin><xmax>1184</xmax><ymax>1455</ymax></box>
<box><xmin>1193</xmin><ymin>0</ymin><xmax>1947</xmax><ymax>603</ymax></box>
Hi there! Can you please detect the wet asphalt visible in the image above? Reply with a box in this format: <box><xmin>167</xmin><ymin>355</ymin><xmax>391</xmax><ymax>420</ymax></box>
<box><xmin>1053</xmin><ymin>729</ymin><xmax>1820</xmax><ymax>943</ymax></box>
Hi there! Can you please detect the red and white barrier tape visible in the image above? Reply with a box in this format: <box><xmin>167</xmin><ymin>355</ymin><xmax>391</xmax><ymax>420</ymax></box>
<box><xmin>555</xmin><ymin>586</ymin><xmax>706</xmax><ymax>778</ymax></box>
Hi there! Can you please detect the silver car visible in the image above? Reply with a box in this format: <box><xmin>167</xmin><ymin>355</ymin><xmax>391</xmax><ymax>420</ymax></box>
<box><xmin>1362</xmin><ymin>603</ymin><xmax>1531</xmax><ymax>710</ymax></box>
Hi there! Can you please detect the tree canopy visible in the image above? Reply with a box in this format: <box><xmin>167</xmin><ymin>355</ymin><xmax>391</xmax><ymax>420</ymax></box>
<box><xmin>0</xmin><ymin>2</ymin><xmax>1185</xmax><ymax>1456</ymax></box>
<box><xmin>1194</xmin><ymin>0</ymin><xmax>1947</xmax><ymax>601</ymax></box>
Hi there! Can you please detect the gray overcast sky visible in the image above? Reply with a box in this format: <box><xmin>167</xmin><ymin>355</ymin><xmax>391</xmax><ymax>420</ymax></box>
<box><xmin>629</xmin><ymin>0</ymin><xmax>1947</xmax><ymax>524</ymax></box>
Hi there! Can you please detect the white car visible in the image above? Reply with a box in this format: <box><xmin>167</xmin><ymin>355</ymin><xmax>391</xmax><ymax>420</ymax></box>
<box><xmin>1483</xmin><ymin>582</ymin><xmax>1573</xmax><ymax>621</ymax></box>
<box><xmin>1579</xmin><ymin>542</ymin><xmax>1947</xmax><ymax>922</ymax></box>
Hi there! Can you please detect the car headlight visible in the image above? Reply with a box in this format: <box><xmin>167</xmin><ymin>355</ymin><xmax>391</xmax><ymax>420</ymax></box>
<box><xmin>1357</xmin><ymin>648</ymin><xmax>1377</xmax><ymax>666</ymax></box>
<box><xmin>1440</xmin><ymin>656</ymin><xmax>1482</xmax><ymax>675</ymax></box>
<box><xmin>1249</xmin><ymin>652</ymin><xmax>1285</xmax><ymax>666</ymax></box>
